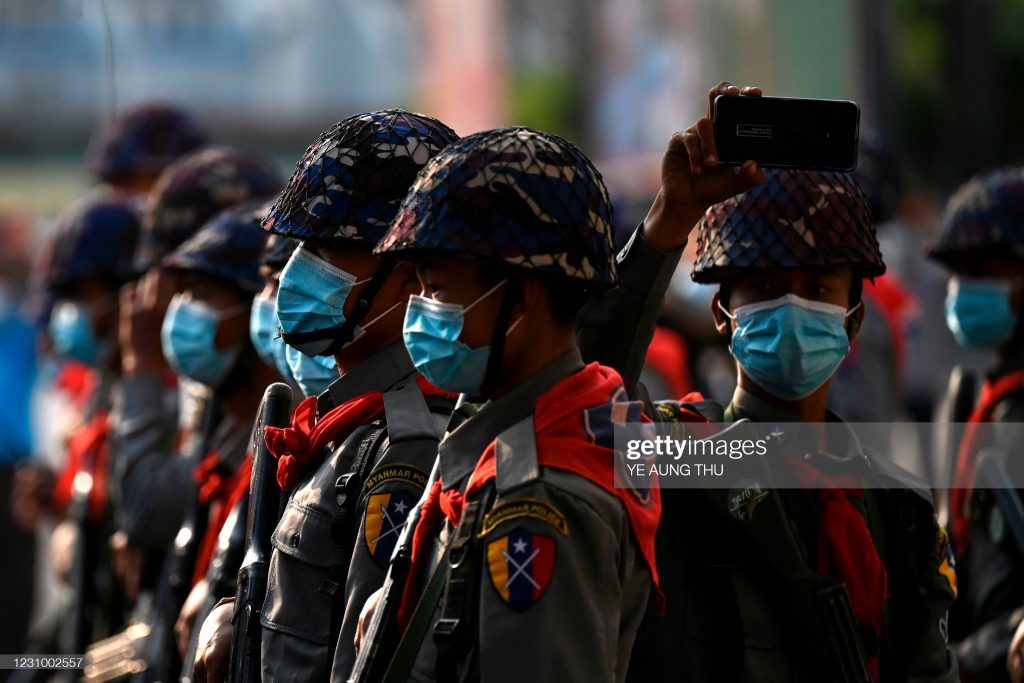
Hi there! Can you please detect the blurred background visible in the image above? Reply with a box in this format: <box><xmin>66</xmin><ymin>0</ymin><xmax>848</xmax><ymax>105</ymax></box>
<box><xmin>3</xmin><ymin>0</ymin><xmax>1024</xmax><ymax>214</ymax></box>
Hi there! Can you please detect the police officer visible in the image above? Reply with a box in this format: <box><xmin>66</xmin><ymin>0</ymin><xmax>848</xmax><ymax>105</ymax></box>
<box><xmin>192</xmin><ymin>110</ymin><xmax>460</xmax><ymax>683</ymax></box>
<box><xmin>356</xmin><ymin>126</ymin><xmax>661</xmax><ymax>683</ymax></box>
<box><xmin>43</xmin><ymin>193</ymin><xmax>142</xmax><ymax>649</ymax></box>
<box><xmin>926</xmin><ymin>168</ymin><xmax>1024</xmax><ymax>682</ymax></box>
<box><xmin>113</xmin><ymin>147</ymin><xmax>282</xmax><ymax>559</ymax></box>
<box><xmin>600</xmin><ymin>86</ymin><xmax>958</xmax><ymax>682</ymax></box>
<box><xmin>157</xmin><ymin>202</ymin><xmax>283</xmax><ymax>658</ymax></box>
<box><xmin>261</xmin><ymin>110</ymin><xmax>461</xmax><ymax>683</ymax></box>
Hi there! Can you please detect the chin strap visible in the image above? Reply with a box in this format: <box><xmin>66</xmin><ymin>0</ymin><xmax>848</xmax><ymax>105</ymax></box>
<box><xmin>476</xmin><ymin>278</ymin><xmax>523</xmax><ymax>399</ymax></box>
<box><xmin>280</xmin><ymin>260</ymin><xmax>397</xmax><ymax>356</ymax></box>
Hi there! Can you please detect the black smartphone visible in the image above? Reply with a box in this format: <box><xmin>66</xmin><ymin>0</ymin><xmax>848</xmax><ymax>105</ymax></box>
<box><xmin>712</xmin><ymin>95</ymin><xmax>860</xmax><ymax>172</ymax></box>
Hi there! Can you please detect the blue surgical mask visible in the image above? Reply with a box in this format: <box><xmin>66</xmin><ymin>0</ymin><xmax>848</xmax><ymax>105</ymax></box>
<box><xmin>249</xmin><ymin>293</ymin><xmax>294</xmax><ymax>380</ymax></box>
<box><xmin>722</xmin><ymin>294</ymin><xmax>856</xmax><ymax>401</ymax></box>
<box><xmin>49</xmin><ymin>300</ymin><xmax>105</xmax><ymax>366</ymax></box>
<box><xmin>276</xmin><ymin>247</ymin><xmax>370</xmax><ymax>356</ymax></box>
<box><xmin>161</xmin><ymin>294</ymin><xmax>246</xmax><ymax>387</ymax></box>
<box><xmin>402</xmin><ymin>281</ymin><xmax>520</xmax><ymax>396</ymax></box>
<box><xmin>286</xmin><ymin>345</ymin><xmax>339</xmax><ymax>397</ymax></box>
<box><xmin>945</xmin><ymin>277</ymin><xmax>1018</xmax><ymax>347</ymax></box>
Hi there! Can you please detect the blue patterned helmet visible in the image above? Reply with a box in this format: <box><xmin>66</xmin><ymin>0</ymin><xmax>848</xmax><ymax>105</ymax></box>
<box><xmin>162</xmin><ymin>201</ymin><xmax>269</xmax><ymax>293</ymax></box>
<box><xmin>137</xmin><ymin>146</ymin><xmax>283</xmax><ymax>271</ymax></box>
<box><xmin>928</xmin><ymin>167</ymin><xmax>1024</xmax><ymax>266</ymax></box>
<box><xmin>48</xmin><ymin>191</ymin><xmax>142</xmax><ymax>292</ymax></box>
<box><xmin>262</xmin><ymin>110</ymin><xmax>459</xmax><ymax>247</ymax></box>
<box><xmin>692</xmin><ymin>169</ymin><xmax>885</xmax><ymax>283</ymax></box>
<box><xmin>86</xmin><ymin>103</ymin><xmax>207</xmax><ymax>184</ymax></box>
<box><xmin>375</xmin><ymin>127</ymin><xmax>618</xmax><ymax>287</ymax></box>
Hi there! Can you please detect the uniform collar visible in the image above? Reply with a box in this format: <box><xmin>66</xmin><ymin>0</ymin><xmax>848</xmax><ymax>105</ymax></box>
<box><xmin>438</xmin><ymin>348</ymin><xmax>585</xmax><ymax>492</ymax></box>
<box><xmin>318</xmin><ymin>342</ymin><xmax>416</xmax><ymax>416</ymax></box>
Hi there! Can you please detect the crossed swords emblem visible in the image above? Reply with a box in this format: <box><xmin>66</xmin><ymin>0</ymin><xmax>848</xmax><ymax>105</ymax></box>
<box><xmin>370</xmin><ymin>502</ymin><xmax>408</xmax><ymax>546</ymax></box>
<box><xmin>502</xmin><ymin>546</ymin><xmax>541</xmax><ymax>590</ymax></box>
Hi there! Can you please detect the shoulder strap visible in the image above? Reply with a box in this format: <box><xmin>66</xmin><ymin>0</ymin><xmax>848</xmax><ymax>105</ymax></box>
<box><xmin>383</xmin><ymin>381</ymin><xmax>443</xmax><ymax>442</ymax></box>
<box><xmin>495</xmin><ymin>415</ymin><xmax>539</xmax><ymax>495</ymax></box>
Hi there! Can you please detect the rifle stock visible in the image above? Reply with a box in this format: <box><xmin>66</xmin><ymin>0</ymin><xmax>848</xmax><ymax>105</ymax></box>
<box><xmin>140</xmin><ymin>397</ymin><xmax>221</xmax><ymax>683</ymax></box>
<box><xmin>180</xmin><ymin>492</ymin><xmax>249</xmax><ymax>683</ymax></box>
<box><xmin>349</xmin><ymin>459</ymin><xmax>440</xmax><ymax>683</ymax></box>
<box><xmin>227</xmin><ymin>382</ymin><xmax>292</xmax><ymax>683</ymax></box>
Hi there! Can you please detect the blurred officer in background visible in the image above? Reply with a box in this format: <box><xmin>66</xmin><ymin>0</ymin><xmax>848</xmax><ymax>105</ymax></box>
<box><xmin>158</xmin><ymin>202</ymin><xmax>280</xmax><ymax>658</ymax></box>
<box><xmin>113</xmin><ymin>147</ymin><xmax>282</xmax><ymax>590</ymax></box>
<box><xmin>10</xmin><ymin>194</ymin><xmax>140</xmax><ymax>653</ymax></box>
<box><xmin>927</xmin><ymin>168</ymin><xmax>1024</xmax><ymax>683</ymax></box>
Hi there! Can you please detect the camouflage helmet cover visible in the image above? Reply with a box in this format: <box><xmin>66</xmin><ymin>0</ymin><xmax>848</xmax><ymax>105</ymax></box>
<box><xmin>48</xmin><ymin>190</ymin><xmax>142</xmax><ymax>291</ymax></box>
<box><xmin>138</xmin><ymin>146</ymin><xmax>283</xmax><ymax>271</ymax></box>
<box><xmin>692</xmin><ymin>169</ymin><xmax>885</xmax><ymax>283</ymax></box>
<box><xmin>162</xmin><ymin>200</ymin><xmax>269</xmax><ymax>293</ymax></box>
<box><xmin>262</xmin><ymin>109</ymin><xmax>459</xmax><ymax>247</ymax></box>
<box><xmin>928</xmin><ymin>166</ymin><xmax>1024</xmax><ymax>265</ymax></box>
<box><xmin>375</xmin><ymin>126</ymin><xmax>618</xmax><ymax>287</ymax></box>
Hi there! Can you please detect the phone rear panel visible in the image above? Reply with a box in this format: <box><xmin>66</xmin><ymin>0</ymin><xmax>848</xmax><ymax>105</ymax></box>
<box><xmin>713</xmin><ymin>96</ymin><xmax>860</xmax><ymax>172</ymax></box>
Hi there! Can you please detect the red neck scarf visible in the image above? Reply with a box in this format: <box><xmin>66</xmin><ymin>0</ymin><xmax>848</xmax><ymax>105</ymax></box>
<box><xmin>790</xmin><ymin>460</ymin><xmax>888</xmax><ymax>682</ymax></box>
<box><xmin>265</xmin><ymin>375</ymin><xmax>452</xmax><ymax>490</ymax></box>
<box><xmin>950</xmin><ymin>369</ymin><xmax>1024</xmax><ymax>556</ymax></box>
<box><xmin>398</xmin><ymin>363</ymin><xmax>661</xmax><ymax>630</ymax></box>
<box><xmin>192</xmin><ymin>453</ymin><xmax>253</xmax><ymax>586</ymax></box>
<box><xmin>55</xmin><ymin>411</ymin><xmax>110</xmax><ymax>523</ymax></box>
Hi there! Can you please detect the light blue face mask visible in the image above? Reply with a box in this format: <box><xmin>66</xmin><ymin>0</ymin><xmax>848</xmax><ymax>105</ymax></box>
<box><xmin>162</xmin><ymin>294</ymin><xmax>246</xmax><ymax>388</ymax></box>
<box><xmin>402</xmin><ymin>281</ymin><xmax>519</xmax><ymax>396</ymax></box>
<box><xmin>722</xmin><ymin>294</ymin><xmax>857</xmax><ymax>401</ymax></box>
<box><xmin>276</xmin><ymin>247</ymin><xmax>370</xmax><ymax>356</ymax></box>
<box><xmin>285</xmin><ymin>345</ymin><xmax>339</xmax><ymax>397</ymax></box>
<box><xmin>49</xmin><ymin>300</ymin><xmax>105</xmax><ymax>366</ymax></box>
<box><xmin>249</xmin><ymin>293</ymin><xmax>294</xmax><ymax>381</ymax></box>
<box><xmin>945</xmin><ymin>277</ymin><xmax>1018</xmax><ymax>347</ymax></box>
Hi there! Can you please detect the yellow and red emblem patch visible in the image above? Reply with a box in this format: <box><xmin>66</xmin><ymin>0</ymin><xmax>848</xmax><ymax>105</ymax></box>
<box><xmin>487</xmin><ymin>526</ymin><xmax>556</xmax><ymax>611</ymax></box>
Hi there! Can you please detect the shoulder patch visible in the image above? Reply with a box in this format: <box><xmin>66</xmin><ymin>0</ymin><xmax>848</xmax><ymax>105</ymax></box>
<box><xmin>479</xmin><ymin>498</ymin><xmax>569</xmax><ymax>538</ymax></box>
<box><xmin>487</xmin><ymin>526</ymin><xmax>556</xmax><ymax>611</ymax></box>
<box><xmin>364</xmin><ymin>489</ymin><xmax>418</xmax><ymax>568</ymax></box>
